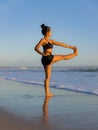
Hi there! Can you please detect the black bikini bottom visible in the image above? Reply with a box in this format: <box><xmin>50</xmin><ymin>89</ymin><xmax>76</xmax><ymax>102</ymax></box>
<box><xmin>41</xmin><ymin>54</ymin><xmax>54</xmax><ymax>66</ymax></box>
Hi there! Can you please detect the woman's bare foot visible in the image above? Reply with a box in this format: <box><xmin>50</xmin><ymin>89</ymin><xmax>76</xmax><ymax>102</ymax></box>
<box><xmin>73</xmin><ymin>47</ymin><xmax>78</xmax><ymax>56</ymax></box>
<box><xmin>45</xmin><ymin>93</ymin><xmax>54</xmax><ymax>97</ymax></box>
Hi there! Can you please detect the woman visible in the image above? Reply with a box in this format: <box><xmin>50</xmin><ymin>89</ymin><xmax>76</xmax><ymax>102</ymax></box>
<box><xmin>34</xmin><ymin>24</ymin><xmax>78</xmax><ymax>97</ymax></box>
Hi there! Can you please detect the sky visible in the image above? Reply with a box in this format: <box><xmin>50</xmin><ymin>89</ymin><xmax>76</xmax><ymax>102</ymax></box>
<box><xmin>0</xmin><ymin>0</ymin><xmax>98</xmax><ymax>67</ymax></box>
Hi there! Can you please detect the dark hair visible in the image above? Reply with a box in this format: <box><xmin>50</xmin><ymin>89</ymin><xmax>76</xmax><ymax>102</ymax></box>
<box><xmin>41</xmin><ymin>24</ymin><xmax>50</xmax><ymax>35</ymax></box>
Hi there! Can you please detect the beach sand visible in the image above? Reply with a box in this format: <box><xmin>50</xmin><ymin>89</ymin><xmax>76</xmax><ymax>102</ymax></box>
<box><xmin>0</xmin><ymin>79</ymin><xmax>98</xmax><ymax>130</ymax></box>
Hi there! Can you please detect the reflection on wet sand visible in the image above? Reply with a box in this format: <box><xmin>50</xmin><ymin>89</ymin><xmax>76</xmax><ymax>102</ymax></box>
<box><xmin>42</xmin><ymin>97</ymin><xmax>52</xmax><ymax>122</ymax></box>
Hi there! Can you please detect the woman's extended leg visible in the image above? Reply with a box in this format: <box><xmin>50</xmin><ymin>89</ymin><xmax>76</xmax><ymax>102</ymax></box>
<box><xmin>44</xmin><ymin>65</ymin><xmax>53</xmax><ymax>97</ymax></box>
<box><xmin>51</xmin><ymin>47</ymin><xmax>78</xmax><ymax>64</ymax></box>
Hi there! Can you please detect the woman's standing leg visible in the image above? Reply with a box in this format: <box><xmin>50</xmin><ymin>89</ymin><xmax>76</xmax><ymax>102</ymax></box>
<box><xmin>44</xmin><ymin>65</ymin><xmax>53</xmax><ymax>97</ymax></box>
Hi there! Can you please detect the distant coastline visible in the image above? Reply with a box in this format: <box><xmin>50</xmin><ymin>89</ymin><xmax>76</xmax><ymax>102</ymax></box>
<box><xmin>0</xmin><ymin>66</ymin><xmax>98</xmax><ymax>72</ymax></box>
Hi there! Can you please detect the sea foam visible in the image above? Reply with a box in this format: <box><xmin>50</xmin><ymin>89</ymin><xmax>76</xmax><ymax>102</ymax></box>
<box><xmin>0</xmin><ymin>66</ymin><xmax>98</xmax><ymax>96</ymax></box>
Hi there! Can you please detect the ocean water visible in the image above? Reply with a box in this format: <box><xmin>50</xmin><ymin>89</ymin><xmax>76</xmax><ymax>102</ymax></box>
<box><xmin>0</xmin><ymin>66</ymin><xmax>98</xmax><ymax>96</ymax></box>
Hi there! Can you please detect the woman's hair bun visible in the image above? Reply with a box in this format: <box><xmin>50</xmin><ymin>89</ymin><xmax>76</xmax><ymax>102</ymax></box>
<box><xmin>41</xmin><ymin>24</ymin><xmax>45</xmax><ymax>28</ymax></box>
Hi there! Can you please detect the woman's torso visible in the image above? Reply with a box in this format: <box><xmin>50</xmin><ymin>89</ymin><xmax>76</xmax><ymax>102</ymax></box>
<box><xmin>42</xmin><ymin>39</ymin><xmax>53</xmax><ymax>55</ymax></box>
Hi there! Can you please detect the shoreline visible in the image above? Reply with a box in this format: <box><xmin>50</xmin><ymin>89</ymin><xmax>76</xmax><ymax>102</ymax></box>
<box><xmin>0</xmin><ymin>79</ymin><xmax>98</xmax><ymax>130</ymax></box>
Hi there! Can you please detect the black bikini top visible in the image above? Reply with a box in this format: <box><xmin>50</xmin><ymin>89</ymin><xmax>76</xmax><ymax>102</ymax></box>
<box><xmin>43</xmin><ymin>42</ymin><xmax>53</xmax><ymax>50</ymax></box>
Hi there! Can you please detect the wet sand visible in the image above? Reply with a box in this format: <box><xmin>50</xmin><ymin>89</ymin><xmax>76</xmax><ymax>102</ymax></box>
<box><xmin>0</xmin><ymin>79</ymin><xmax>98</xmax><ymax>130</ymax></box>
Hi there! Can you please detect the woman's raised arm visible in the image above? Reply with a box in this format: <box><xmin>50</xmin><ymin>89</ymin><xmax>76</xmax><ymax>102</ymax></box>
<box><xmin>50</xmin><ymin>39</ymin><xmax>75</xmax><ymax>49</ymax></box>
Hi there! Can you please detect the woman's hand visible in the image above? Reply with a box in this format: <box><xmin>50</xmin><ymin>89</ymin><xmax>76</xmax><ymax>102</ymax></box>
<box><xmin>73</xmin><ymin>46</ymin><xmax>78</xmax><ymax>56</ymax></box>
<box><xmin>42</xmin><ymin>53</ymin><xmax>47</xmax><ymax>56</ymax></box>
<box><xmin>69</xmin><ymin>46</ymin><xmax>78</xmax><ymax>56</ymax></box>
<box><xmin>69</xmin><ymin>46</ymin><xmax>75</xmax><ymax>49</ymax></box>
<box><xmin>42</xmin><ymin>53</ymin><xmax>51</xmax><ymax>56</ymax></box>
